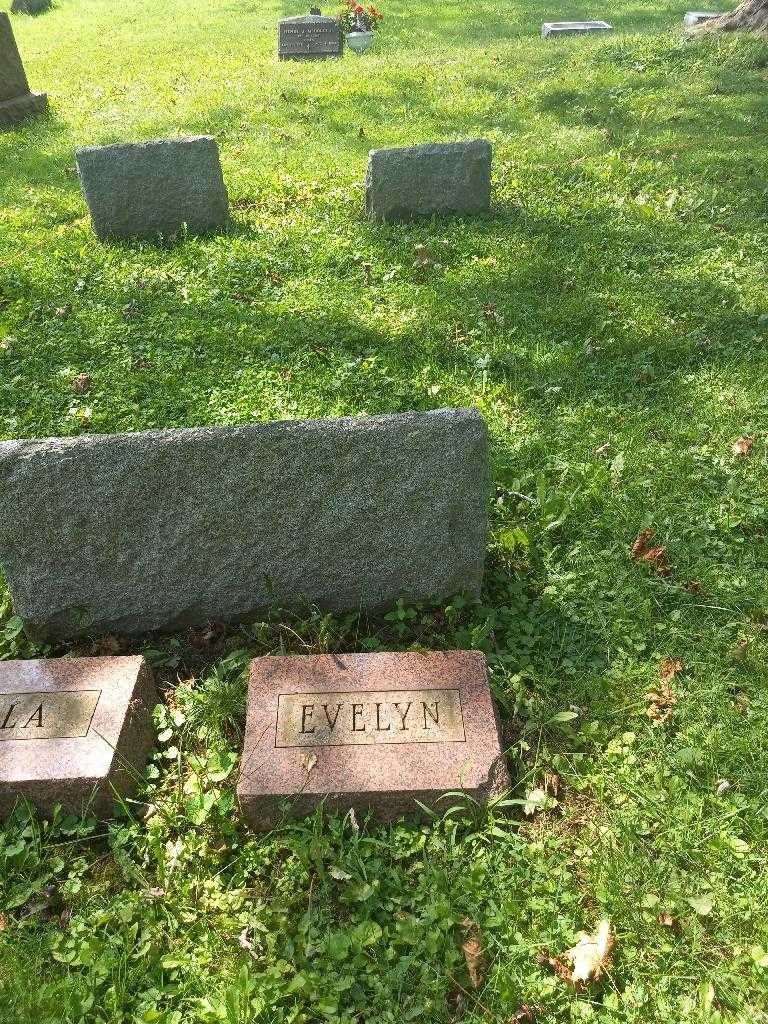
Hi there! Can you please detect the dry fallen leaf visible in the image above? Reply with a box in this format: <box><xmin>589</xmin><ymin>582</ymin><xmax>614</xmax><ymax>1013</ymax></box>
<box><xmin>510</xmin><ymin>1005</ymin><xmax>538</xmax><ymax>1023</ymax></box>
<box><xmin>732</xmin><ymin>436</ymin><xmax>755</xmax><ymax>456</ymax></box>
<box><xmin>659</xmin><ymin>658</ymin><xmax>683</xmax><ymax>682</ymax></box>
<box><xmin>537</xmin><ymin>951</ymin><xmax>573</xmax><ymax>984</ymax></box>
<box><xmin>641</xmin><ymin>545</ymin><xmax>671</xmax><ymax>576</ymax></box>
<box><xmin>631</xmin><ymin>528</ymin><xmax>655</xmax><ymax>559</ymax></box>
<box><xmin>564</xmin><ymin>920</ymin><xmax>615</xmax><ymax>984</ymax></box>
<box><xmin>657</xmin><ymin>911</ymin><xmax>680</xmax><ymax>932</ymax></box>
<box><xmin>461</xmin><ymin>918</ymin><xmax>486</xmax><ymax>989</ymax></box>
<box><xmin>543</xmin><ymin>772</ymin><xmax>561</xmax><ymax>797</ymax></box>
<box><xmin>0</xmin><ymin>913</ymin><xmax>7</xmax><ymax>930</ymax></box>
<box><xmin>646</xmin><ymin>680</ymin><xmax>677</xmax><ymax>724</ymax></box>
<box><xmin>73</xmin><ymin>373</ymin><xmax>91</xmax><ymax>394</ymax></box>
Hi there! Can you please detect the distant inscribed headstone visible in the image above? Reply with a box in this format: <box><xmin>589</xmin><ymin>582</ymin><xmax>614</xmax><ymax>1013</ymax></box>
<box><xmin>0</xmin><ymin>656</ymin><xmax>155</xmax><ymax>819</ymax></box>
<box><xmin>278</xmin><ymin>12</ymin><xmax>344</xmax><ymax>60</ymax></box>
<box><xmin>0</xmin><ymin>11</ymin><xmax>48</xmax><ymax>128</ymax></box>
<box><xmin>237</xmin><ymin>651</ymin><xmax>510</xmax><ymax>827</ymax></box>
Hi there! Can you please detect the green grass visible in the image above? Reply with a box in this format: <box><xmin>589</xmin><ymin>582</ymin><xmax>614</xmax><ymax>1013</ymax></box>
<box><xmin>2</xmin><ymin>0</ymin><xmax>768</xmax><ymax>1020</ymax></box>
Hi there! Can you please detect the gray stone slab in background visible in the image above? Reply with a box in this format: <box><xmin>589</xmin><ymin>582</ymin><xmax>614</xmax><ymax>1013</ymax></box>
<box><xmin>365</xmin><ymin>140</ymin><xmax>492</xmax><ymax>222</ymax></box>
<box><xmin>0</xmin><ymin>409</ymin><xmax>490</xmax><ymax>640</ymax></box>
<box><xmin>11</xmin><ymin>0</ymin><xmax>53</xmax><ymax>15</ymax></box>
<box><xmin>75</xmin><ymin>136</ymin><xmax>229</xmax><ymax>242</ymax></box>
<box><xmin>0</xmin><ymin>11</ymin><xmax>47</xmax><ymax>127</ymax></box>
<box><xmin>541</xmin><ymin>20</ymin><xmax>613</xmax><ymax>38</ymax></box>
<box><xmin>0</xmin><ymin>656</ymin><xmax>155</xmax><ymax>819</ymax></box>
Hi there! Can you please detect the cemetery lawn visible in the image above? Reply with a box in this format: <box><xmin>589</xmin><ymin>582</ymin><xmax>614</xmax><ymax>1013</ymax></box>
<box><xmin>2</xmin><ymin>0</ymin><xmax>768</xmax><ymax>1021</ymax></box>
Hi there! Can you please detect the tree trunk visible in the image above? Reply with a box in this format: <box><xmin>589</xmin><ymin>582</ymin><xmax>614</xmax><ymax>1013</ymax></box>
<box><xmin>700</xmin><ymin>0</ymin><xmax>768</xmax><ymax>34</ymax></box>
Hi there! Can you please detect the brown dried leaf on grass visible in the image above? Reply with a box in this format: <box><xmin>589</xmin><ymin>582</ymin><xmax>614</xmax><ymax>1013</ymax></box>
<box><xmin>657</xmin><ymin>911</ymin><xmax>681</xmax><ymax>932</ymax></box>
<box><xmin>630</xmin><ymin>529</ymin><xmax>671</xmax><ymax>575</ymax></box>
<box><xmin>659</xmin><ymin>658</ymin><xmax>683</xmax><ymax>682</ymax></box>
<box><xmin>646</xmin><ymin>662</ymin><xmax>680</xmax><ymax>725</ymax></box>
<box><xmin>732</xmin><ymin>436</ymin><xmax>755</xmax><ymax>456</ymax></box>
<box><xmin>510</xmin><ymin>1005</ymin><xmax>538</xmax><ymax>1023</ymax></box>
<box><xmin>461</xmin><ymin>918</ymin><xmax>486</xmax><ymax>989</ymax></box>
<box><xmin>630</xmin><ymin>528</ymin><xmax>655</xmax><ymax>559</ymax></box>
<box><xmin>543</xmin><ymin>772</ymin><xmax>561</xmax><ymax>797</ymax></box>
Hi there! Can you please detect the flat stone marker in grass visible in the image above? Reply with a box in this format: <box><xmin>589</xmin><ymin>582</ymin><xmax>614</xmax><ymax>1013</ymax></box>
<box><xmin>237</xmin><ymin>651</ymin><xmax>510</xmax><ymax>828</ymax></box>
<box><xmin>75</xmin><ymin>136</ymin><xmax>229</xmax><ymax>242</ymax></box>
<box><xmin>0</xmin><ymin>656</ymin><xmax>155</xmax><ymax>819</ymax></box>
<box><xmin>0</xmin><ymin>11</ymin><xmax>48</xmax><ymax>128</ymax></box>
<box><xmin>365</xmin><ymin>140</ymin><xmax>492</xmax><ymax>222</ymax></box>
<box><xmin>683</xmin><ymin>11</ymin><xmax>723</xmax><ymax>25</ymax></box>
<box><xmin>0</xmin><ymin>409</ymin><xmax>489</xmax><ymax>641</ymax></box>
<box><xmin>541</xmin><ymin>20</ymin><xmax>613</xmax><ymax>38</ymax></box>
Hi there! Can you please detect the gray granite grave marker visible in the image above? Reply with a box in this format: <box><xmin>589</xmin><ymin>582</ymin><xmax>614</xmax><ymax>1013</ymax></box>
<box><xmin>278</xmin><ymin>13</ymin><xmax>344</xmax><ymax>60</ymax></box>
<box><xmin>365</xmin><ymin>140</ymin><xmax>492</xmax><ymax>222</ymax></box>
<box><xmin>0</xmin><ymin>11</ymin><xmax>48</xmax><ymax>128</ymax></box>
<box><xmin>0</xmin><ymin>656</ymin><xmax>155</xmax><ymax>819</ymax></box>
<box><xmin>75</xmin><ymin>135</ymin><xmax>229</xmax><ymax>242</ymax></box>
<box><xmin>0</xmin><ymin>409</ymin><xmax>489</xmax><ymax>640</ymax></box>
<box><xmin>238</xmin><ymin>651</ymin><xmax>510</xmax><ymax>827</ymax></box>
<box><xmin>541</xmin><ymin>20</ymin><xmax>613</xmax><ymax>38</ymax></box>
<box><xmin>11</xmin><ymin>0</ymin><xmax>52</xmax><ymax>15</ymax></box>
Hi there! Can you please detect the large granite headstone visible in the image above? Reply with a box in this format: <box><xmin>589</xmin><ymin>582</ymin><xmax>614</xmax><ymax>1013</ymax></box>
<box><xmin>541</xmin><ymin>20</ymin><xmax>613</xmax><ymax>38</ymax></box>
<box><xmin>0</xmin><ymin>409</ymin><xmax>489</xmax><ymax>640</ymax></box>
<box><xmin>365</xmin><ymin>141</ymin><xmax>492</xmax><ymax>222</ymax></box>
<box><xmin>237</xmin><ymin>651</ymin><xmax>510</xmax><ymax>827</ymax></box>
<box><xmin>75</xmin><ymin>136</ymin><xmax>229</xmax><ymax>242</ymax></box>
<box><xmin>278</xmin><ymin>13</ymin><xmax>344</xmax><ymax>60</ymax></box>
<box><xmin>0</xmin><ymin>656</ymin><xmax>155</xmax><ymax>818</ymax></box>
<box><xmin>0</xmin><ymin>11</ymin><xmax>48</xmax><ymax>128</ymax></box>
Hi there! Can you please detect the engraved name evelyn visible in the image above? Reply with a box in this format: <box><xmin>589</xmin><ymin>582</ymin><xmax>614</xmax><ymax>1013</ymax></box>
<box><xmin>0</xmin><ymin>690</ymin><xmax>101</xmax><ymax>741</ymax></box>
<box><xmin>275</xmin><ymin>688</ymin><xmax>465</xmax><ymax>747</ymax></box>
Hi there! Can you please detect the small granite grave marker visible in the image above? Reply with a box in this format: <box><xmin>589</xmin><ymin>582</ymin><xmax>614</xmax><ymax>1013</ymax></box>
<box><xmin>541</xmin><ymin>20</ymin><xmax>613</xmax><ymax>38</ymax></box>
<box><xmin>365</xmin><ymin>140</ymin><xmax>492</xmax><ymax>222</ymax></box>
<box><xmin>237</xmin><ymin>651</ymin><xmax>510</xmax><ymax>827</ymax></box>
<box><xmin>0</xmin><ymin>11</ymin><xmax>48</xmax><ymax>128</ymax></box>
<box><xmin>0</xmin><ymin>656</ymin><xmax>155</xmax><ymax>819</ymax></box>
<box><xmin>278</xmin><ymin>12</ymin><xmax>344</xmax><ymax>60</ymax></box>
<box><xmin>0</xmin><ymin>409</ymin><xmax>489</xmax><ymax>640</ymax></box>
<box><xmin>75</xmin><ymin>135</ymin><xmax>229</xmax><ymax>242</ymax></box>
<box><xmin>683</xmin><ymin>11</ymin><xmax>723</xmax><ymax>25</ymax></box>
